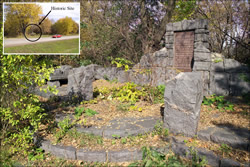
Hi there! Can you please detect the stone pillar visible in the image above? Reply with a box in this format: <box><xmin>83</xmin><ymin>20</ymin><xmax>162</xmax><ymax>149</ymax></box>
<box><xmin>164</xmin><ymin>72</ymin><xmax>203</xmax><ymax>137</ymax></box>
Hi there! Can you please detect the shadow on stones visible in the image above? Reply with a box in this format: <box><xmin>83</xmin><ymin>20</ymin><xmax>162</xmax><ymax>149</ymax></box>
<box><xmin>211</xmin><ymin>122</ymin><xmax>250</xmax><ymax>139</ymax></box>
<box><xmin>212</xmin><ymin>65</ymin><xmax>250</xmax><ymax>96</ymax></box>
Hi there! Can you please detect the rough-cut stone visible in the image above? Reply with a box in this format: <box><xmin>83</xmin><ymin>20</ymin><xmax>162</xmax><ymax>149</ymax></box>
<box><xmin>195</xmin><ymin>33</ymin><xmax>208</xmax><ymax>42</ymax></box>
<box><xmin>220</xmin><ymin>158</ymin><xmax>241</xmax><ymax>167</ymax></box>
<box><xmin>210</xmin><ymin>72</ymin><xmax>230</xmax><ymax>96</ymax></box>
<box><xmin>50</xmin><ymin>65</ymin><xmax>72</xmax><ymax>81</ymax></box>
<box><xmin>165</xmin><ymin>35</ymin><xmax>174</xmax><ymax>44</ymax></box>
<box><xmin>229</xmin><ymin>73</ymin><xmax>250</xmax><ymax>96</ymax></box>
<box><xmin>193</xmin><ymin>62</ymin><xmax>211</xmax><ymax>71</ymax></box>
<box><xmin>67</xmin><ymin>65</ymin><xmax>96</xmax><ymax>100</ymax></box>
<box><xmin>196</xmin><ymin>148</ymin><xmax>220</xmax><ymax>167</ymax></box>
<box><xmin>211</xmin><ymin>128</ymin><xmax>249</xmax><ymax>150</ymax></box>
<box><xmin>198</xmin><ymin>127</ymin><xmax>215</xmax><ymax>141</ymax></box>
<box><xmin>103</xmin><ymin>117</ymin><xmax>160</xmax><ymax>138</ymax></box>
<box><xmin>41</xmin><ymin>140</ymin><xmax>51</xmax><ymax>151</ymax></box>
<box><xmin>164</xmin><ymin>72</ymin><xmax>203</xmax><ymax>137</ymax></box>
<box><xmin>182</xmin><ymin>19</ymin><xmax>196</xmax><ymax>30</ymax></box>
<box><xmin>194</xmin><ymin>52</ymin><xmax>211</xmax><ymax>62</ymax></box>
<box><xmin>77</xmin><ymin>149</ymin><xmax>106</xmax><ymax>162</ymax></box>
<box><xmin>49</xmin><ymin>144</ymin><xmax>76</xmax><ymax>160</ymax></box>
<box><xmin>173</xmin><ymin>21</ymin><xmax>182</xmax><ymax>31</ymax></box>
<box><xmin>224</xmin><ymin>59</ymin><xmax>249</xmax><ymax>73</ymax></box>
<box><xmin>211</xmin><ymin>62</ymin><xmax>225</xmax><ymax>72</ymax></box>
<box><xmin>194</xmin><ymin>42</ymin><xmax>209</xmax><ymax>49</ymax></box>
<box><xmin>196</xmin><ymin>19</ymin><xmax>208</xmax><ymax>29</ymax></box>
<box><xmin>48</xmin><ymin>81</ymin><xmax>60</xmax><ymax>88</ymax></box>
<box><xmin>166</xmin><ymin>23</ymin><xmax>173</xmax><ymax>31</ymax></box>
<box><xmin>108</xmin><ymin>150</ymin><xmax>134</xmax><ymax>162</ymax></box>
<box><xmin>76</xmin><ymin>126</ymin><xmax>104</xmax><ymax>136</ymax></box>
<box><xmin>95</xmin><ymin>67</ymin><xmax>120</xmax><ymax>80</ymax></box>
<box><xmin>151</xmin><ymin>67</ymin><xmax>166</xmax><ymax>86</ymax></box>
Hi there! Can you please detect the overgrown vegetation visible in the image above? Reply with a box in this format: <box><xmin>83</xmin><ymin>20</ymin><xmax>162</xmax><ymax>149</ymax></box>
<box><xmin>0</xmin><ymin>28</ymin><xmax>57</xmax><ymax>162</ymax></box>
<box><xmin>202</xmin><ymin>95</ymin><xmax>234</xmax><ymax>112</ymax></box>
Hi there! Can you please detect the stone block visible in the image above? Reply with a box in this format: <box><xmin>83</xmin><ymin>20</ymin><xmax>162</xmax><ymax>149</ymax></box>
<box><xmin>198</xmin><ymin>127</ymin><xmax>216</xmax><ymax>141</ymax></box>
<box><xmin>165</xmin><ymin>31</ymin><xmax>174</xmax><ymax>36</ymax></box>
<box><xmin>49</xmin><ymin>145</ymin><xmax>76</xmax><ymax>160</ymax></box>
<box><xmin>166</xmin><ymin>23</ymin><xmax>173</xmax><ymax>31</ymax></box>
<box><xmin>76</xmin><ymin>126</ymin><xmax>104</xmax><ymax>136</ymax></box>
<box><xmin>211</xmin><ymin>62</ymin><xmax>225</xmax><ymax>72</ymax></box>
<box><xmin>164</xmin><ymin>72</ymin><xmax>203</xmax><ymax>137</ymax></box>
<box><xmin>67</xmin><ymin>65</ymin><xmax>95</xmax><ymax>100</ymax></box>
<box><xmin>165</xmin><ymin>43</ymin><xmax>173</xmax><ymax>49</ymax></box>
<box><xmin>195</xmin><ymin>28</ymin><xmax>209</xmax><ymax>34</ymax></box>
<box><xmin>151</xmin><ymin>67</ymin><xmax>166</xmax><ymax>86</ymax></box>
<box><xmin>195</xmin><ymin>33</ymin><xmax>208</xmax><ymax>42</ymax></box>
<box><xmin>182</xmin><ymin>19</ymin><xmax>196</xmax><ymax>30</ymax></box>
<box><xmin>210</xmin><ymin>72</ymin><xmax>230</xmax><ymax>96</ymax></box>
<box><xmin>48</xmin><ymin>81</ymin><xmax>60</xmax><ymax>88</ymax></box>
<box><xmin>196</xmin><ymin>148</ymin><xmax>220</xmax><ymax>167</ymax></box>
<box><xmin>229</xmin><ymin>73</ymin><xmax>250</xmax><ymax>96</ymax></box>
<box><xmin>173</xmin><ymin>21</ymin><xmax>182</xmax><ymax>31</ymax></box>
<box><xmin>224</xmin><ymin>59</ymin><xmax>249</xmax><ymax>73</ymax></box>
<box><xmin>40</xmin><ymin>140</ymin><xmax>51</xmax><ymax>152</ymax></box>
<box><xmin>108</xmin><ymin>150</ymin><xmax>134</xmax><ymax>162</ymax></box>
<box><xmin>194</xmin><ymin>42</ymin><xmax>209</xmax><ymax>49</ymax></box>
<box><xmin>165</xmin><ymin>35</ymin><xmax>174</xmax><ymax>44</ymax></box>
<box><xmin>50</xmin><ymin>65</ymin><xmax>72</xmax><ymax>81</ymax></box>
<box><xmin>220</xmin><ymin>158</ymin><xmax>241</xmax><ymax>167</ymax></box>
<box><xmin>77</xmin><ymin>149</ymin><xmax>106</xmax><ymax>162</ymax></box>
<box><xmin>193</xmin><ymin>62</ymin><xmax>211</xmax><ymax>71</ymax></box>
<box><xmin>196</xmin><ymin>19</ymin><xmax>208</xmax><ymax>29</ymax></box>
<box><xmin>194</xmin><ymin>42</ymin><xmax>210</xmax><ymax>53</ymax></box>
<box><xmin>194</xmin><ymin>52</ymin><xmax>211</xmax><ymax>61</ymax></box>
<box><xmin>210</xmin><ymin>128</ymin><xmax>249</xmax><ymax>150</ymax></box>
<box><xmin>167</xmin><ymin>49</ymin><xmax>174</xmax><ymax>58</ymax></box>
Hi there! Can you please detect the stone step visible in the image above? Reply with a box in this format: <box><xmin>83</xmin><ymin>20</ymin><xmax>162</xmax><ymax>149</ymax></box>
<box><xmin>198</xmin><ymin>126</ymin><xmax>250</xmax><ymax>151</ymax></box>
<box><xmin>55</xmin><ymin>114</ymin><xmax>162</xmax><ymax>138</ymax></box>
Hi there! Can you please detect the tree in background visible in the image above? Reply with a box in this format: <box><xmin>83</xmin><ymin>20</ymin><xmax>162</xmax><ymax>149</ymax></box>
<box><xmin>40</xmin><ymin>18</ymin><xmax>52</xmax><ymax>35</ymax></box>
<box><xmin>79</xmin><ymin>0</ymin><xmax>176</xmax><ymax>66</ymax></box>
<box><xmin>4</xmin><ymin>4</ymin><xmax>42</xmax><ymax>37</ymax></box>
<box><xmin>196</xmin><ymin>0</ymin><xmax>249</xmax><ymax>64</ymax></box>
<box><xmin>52</xmin><ymin>17</ymin><xmax>78</xmax><ymax>35</ymax></box>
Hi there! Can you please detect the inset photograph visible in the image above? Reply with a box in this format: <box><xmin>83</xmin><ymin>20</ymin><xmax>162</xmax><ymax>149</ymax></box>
<box><xmin>3</xmin><ymin>2</ymin><xmax>80</xmax><ymax>54</ymax></box>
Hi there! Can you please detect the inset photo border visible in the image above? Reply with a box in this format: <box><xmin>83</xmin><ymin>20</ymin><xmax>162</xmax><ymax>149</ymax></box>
<box><xmin>3</xmin><ymin>2</ymin><xmax>80</xmax><ymax>55</ymax></box>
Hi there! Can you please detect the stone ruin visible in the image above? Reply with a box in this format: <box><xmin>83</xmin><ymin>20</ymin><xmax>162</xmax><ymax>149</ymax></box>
<box><xmin>39</xmin><ymin>19</ymin><xmax>250</xmax><ymax>137</ymax></box>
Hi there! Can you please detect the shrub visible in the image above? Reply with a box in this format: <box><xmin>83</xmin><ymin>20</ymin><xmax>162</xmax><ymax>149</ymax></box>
<box><xmin>0</xmin><ymin>27</ymin><xmax>56</xmax><ymax>155</ymax></box>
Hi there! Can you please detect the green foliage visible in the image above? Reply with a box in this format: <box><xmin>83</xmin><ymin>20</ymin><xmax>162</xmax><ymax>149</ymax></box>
<box><xmin>187</xmin><ymin>147</ymin><xmax>207</xmax><ymax>167</ymax></box>
<box><xmin>239</xmin><ymin>74</ymin><xmax>250</xmax><ymax>82</ymax></box>
<box><xmin>128</xmin><ymin>146</ymin><xmax>185</xmax><ymax>167</ymax></box>
<box><xmin>202</xmin><ymin>95</ymin><xmax>234</xmax><ymax>112</ymax></box>
<box><xmin>172</xmin><ymin>0</ymin><xmax>196</xmax><ymax>21</ymax></box>
<box><xmin>219</xmin><ymin>143</ymin><xmax>231</xmax><ymax>156</ymax></box>
<box><xmin>0</xmin><ymin>27</ymin><xmax>56</xmax><ymax>155</ymax></box>
<box><xmin>112</xmin><ymin>82</ymin><xmax>146</xmax><ymax>104</ymax></box>
<box><xmin>55</xmin><ymin>117</ymin><xmax>72</xmax><ymax>142</ymax></box>
<box><xmin>28</xmin><ymin>148</ymin><xmax>44</xmax><ymax>161</ymax></box>
<box><xmin>52</xmin><ymin>16</ymin><xmax>78</xmax><ymax>35</ymax></box>
<box><xmin>146</xmin><ymin>85</ymin><xmax>165</xmax><ymax>104</ymax></box>
<box><xmin>112</xmin><ymin>134</ymin><xmax>121</xmax><ymax>139</ymax></box>
<box><xmin>152</xmin><ymin>121</ymin><xmax>169</xmax><ymax>137</ymax></box>
<box><xmin>85</xmin><ymin>108</ymin><xmax>98</xmax><ymax>117</ymax></box>
<box><xmin>111</xmin><ymin>58</ymin><xmax>134</xmax><ymax>71</ymax></box>
<box><xmin>74</xmin><ymin>107</ymin><xmax>84</xmax><ymax>119</ymax></box>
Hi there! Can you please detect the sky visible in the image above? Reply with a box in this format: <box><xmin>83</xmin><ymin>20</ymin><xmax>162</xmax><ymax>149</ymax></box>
<box><xmin>40</xmin><ymin>3</ymin><xmax>80</xmax><ymax>24</ymax></box>
<box><xmin>3</xmin><ymin>2</ymin><xmax>80</xmax><ymax>24</ymax></box>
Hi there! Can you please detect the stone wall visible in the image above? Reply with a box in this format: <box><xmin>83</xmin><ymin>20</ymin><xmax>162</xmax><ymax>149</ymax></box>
<box><xmin>39</xmin><ymin>19</ymin><xmax>249</xmax><ymax>100</ymax></box>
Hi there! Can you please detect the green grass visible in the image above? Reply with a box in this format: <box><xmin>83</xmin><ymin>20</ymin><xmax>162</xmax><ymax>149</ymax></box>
<box><xmin>4</xmin><ymin>38</ymin><xmax>79</xmax><ymax>53</ymax></box>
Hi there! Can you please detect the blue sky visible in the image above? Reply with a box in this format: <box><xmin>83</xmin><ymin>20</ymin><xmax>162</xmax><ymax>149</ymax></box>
<box><xmin>40</xmin><ymin>3</ymin><xmax>80</xmax><ymax>24</ymax></box>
